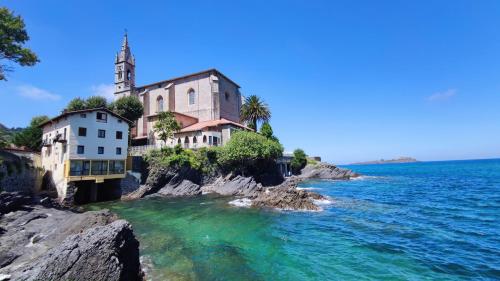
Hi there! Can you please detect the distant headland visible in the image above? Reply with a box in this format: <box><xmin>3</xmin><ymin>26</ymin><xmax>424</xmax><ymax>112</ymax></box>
<box><xmin>351</xmin><ymin>157</ymin><xmax>418</xmax><ymax>165</ymax></box>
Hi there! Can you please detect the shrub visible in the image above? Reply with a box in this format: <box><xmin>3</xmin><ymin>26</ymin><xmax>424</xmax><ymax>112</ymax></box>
<box><xmin>144</xmin><ymin>145</ymin><xmax>201</xmax><ymax>170</ymax></box>
<box><xmin>291</xmin><ymin>148</ymin><xmax>307</xmax><ymax>174</ymax></box>
<box><xmin>217</xmin><ymin>131</ymin><xmax>283</xmax><ymax>174</ymax></box>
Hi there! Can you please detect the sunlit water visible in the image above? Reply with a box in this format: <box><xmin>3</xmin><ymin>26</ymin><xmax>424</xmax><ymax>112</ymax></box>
<box><xmin>88</xmin><ymin>159</ymin><xmax>500</xmax><ymax>280</ymax></box>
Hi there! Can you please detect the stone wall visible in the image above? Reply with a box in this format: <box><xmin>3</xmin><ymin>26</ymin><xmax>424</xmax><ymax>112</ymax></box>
<box><xmin>0</xmin><ymin>150</ymin><xmax>42</xmax><ymax>194</ymax></box>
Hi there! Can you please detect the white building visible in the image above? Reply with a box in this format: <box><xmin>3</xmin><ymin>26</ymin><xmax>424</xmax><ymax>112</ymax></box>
<box><xmin>114</xmin><ymin>34</ymin><xmax>251</xmax><ymax>150</ymax></box>
<box><xmin>40</xmin><ymin>108</ymin><xmax>130</xmax><ymax>203</ymax></box>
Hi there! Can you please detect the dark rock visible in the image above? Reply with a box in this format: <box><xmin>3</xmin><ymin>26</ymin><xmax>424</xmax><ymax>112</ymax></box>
<box><xmin>202</xmin><ymin>175</ymin><xmax>263</xmax><ymax>198</ymax></box>
<box><xmin>20</xmin><ymin>220</ymin><xmax>141</xmax><ymax>281</ymax></box>
<box><xmin>0</xmin><ymin>191</ymin><xmax>34</xmax><ymax>215</ymax></box>
<box><xmin>155</xmin><ymin>179</ymin><xmax>201</xmax><ymax>197</ymax></box>
<box><xmin>252</xmin><ymin>186</ymin><xmax>324</xmax><ymax>211</ymax></box>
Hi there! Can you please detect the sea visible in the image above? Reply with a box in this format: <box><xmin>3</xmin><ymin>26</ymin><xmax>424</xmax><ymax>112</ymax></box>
<box><xmin>88</xmin><ymin>159</ymin><xmax>500</xmax><ymax>280</ymax></box>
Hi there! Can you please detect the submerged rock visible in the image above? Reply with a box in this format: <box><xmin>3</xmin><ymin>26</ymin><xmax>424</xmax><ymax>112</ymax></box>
<box><xmin>300</xmin><ymin>163</ymin><xmax>359</xmax><ymax>179</ymax></box>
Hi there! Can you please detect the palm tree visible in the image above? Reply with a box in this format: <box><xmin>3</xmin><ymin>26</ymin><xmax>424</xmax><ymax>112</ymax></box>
<box><xmin>240</xmin><ymin>95</ymin><xmax>271</xmax><ymax>130</ymax></box>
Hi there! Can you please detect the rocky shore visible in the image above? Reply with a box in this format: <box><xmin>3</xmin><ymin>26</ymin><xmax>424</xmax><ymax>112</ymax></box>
<box><xmin>0</xmin><ymin>192</ymin><xmax>143</xmax><ymax>281</ymax></box>
<box><xmin>124</xmin><ymin>162</ymin><xmax>359</xmax><ymax>211</ymax></box>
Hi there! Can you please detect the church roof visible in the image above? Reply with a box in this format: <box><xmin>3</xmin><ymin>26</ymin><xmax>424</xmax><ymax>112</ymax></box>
<box><xmin>136</xmin><ymin>68</ymin><xmax>240</xmax><ymax>90</ymax></box>
<box><xmin>179</xmin><ymin>118</ymin><xmax>252</xmax><ymax>133</ymax></box>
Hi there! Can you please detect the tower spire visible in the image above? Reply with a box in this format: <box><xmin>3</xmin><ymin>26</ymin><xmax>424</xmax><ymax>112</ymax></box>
<box><xmin>114</xmin><ymin>31</ymin><xmax>135</xmax><ymax>99</ymax></box>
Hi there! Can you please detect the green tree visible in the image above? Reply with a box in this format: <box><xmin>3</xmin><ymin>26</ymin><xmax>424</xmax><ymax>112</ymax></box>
<box><xmin>217</xmin><ymin>131</ymin><xmax>283</xmax><ymax>174</ymax></box>
<box><xmin>66</xmin><ymin>97</ymin><xmax>86</xmax><ymax>111</ymax></box>
<box><xmin>0</xmin><ymin>7</ymin><xmax>39</xmax><ymax>80</ymax></box>
<box><xmin>0</xmin><ymin>129</ymin><xmax>10</xmax><ymax>148</ymax></box>
<box><xmin>12</xmin><ymin>115</ymin><xmax>49</xmax><ymax>151</ymax></box>
<box><xmin>240</xmin><ymin>95</ymin><xmax>271</xmax><ymax>131</ymax></box>
<box><xmin>111</xmin><ymin>95</ymin><xmax>143</xmax><ymax>122</ymax></box>
<box><xmin>291</xmin><ymin>148</ymin><xmax>307</xmax><ymax>175</ymax></box>
<box><xmin>153</xmin><ymin>111</ymin><xmax>181</xmax><ymax>146</ymax></box>
<box><xmin>259</xmin><ymin>122</ymin><xmax>279</xmax><ymax>142</ymax></box>
<box><xmin>85</xmin><ymin>96</ymin><xmax>107</xmax><ymax>109</ymax></box>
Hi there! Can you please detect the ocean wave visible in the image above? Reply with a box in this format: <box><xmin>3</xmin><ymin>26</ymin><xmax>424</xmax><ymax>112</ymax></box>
<box><xmin>229</xmin><ymin>198</ymin><xmax>252</xmax><ymax>207</ymax></box>
<box><xmin>351</xmin><ymin>175</ymin><xmax>385</xmax><ymax>181</ymax></box>
<box><xmin>313</xmin><ymin>198</ymin><xmax>334</xmax><ymax>206</ymax></box>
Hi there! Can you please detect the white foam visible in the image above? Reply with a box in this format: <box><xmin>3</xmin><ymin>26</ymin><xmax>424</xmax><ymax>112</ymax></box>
<box><xmin>296</xmin><ymin>187</ymin><xmax>320</xmax><ymax>190</ymax></box>
<box><xmin>351</xmin><ymin>175</ymin><xmax>383</xmax><ymax>181</ymax></box>
<box><xmin>228</xmin><ymin>198</ymin><xmax>252</xmax><ymax>207</ymax></box>
<box><xmin>313</xmin><ymin>198</ymin><xmax>334</xmax><ymax>206</ymax></box>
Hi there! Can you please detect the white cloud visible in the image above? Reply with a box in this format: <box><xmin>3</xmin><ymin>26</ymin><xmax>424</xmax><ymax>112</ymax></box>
<box><xmin>17</xmin><ymin>85</ymin><xmax>61</xmax><ymax>101</ymax></box>
<box><xmin>90</xmin><ymin>84</ymin><xmax>115</xmax><ymax>101</ymax></box>
<box><xmin>427</xmin><ymin>89</ymin><xmax>457</xmax><ymax>102</ymax></box>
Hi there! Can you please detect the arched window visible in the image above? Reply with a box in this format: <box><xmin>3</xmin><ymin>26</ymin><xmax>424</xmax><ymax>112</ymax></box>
<box><xmin>184</xmin><ymin>136</ymin><xmax>189</xmax><ymax>144</ymax></box>
<box><xmin>157</xmin><ymin>96</ymin><xmax>164</xmax><ymax>112</ymax></box>
<box><xmin>188</xmin><ymin>89</ymin><xmax>196</xmax><ymax>105</ymax></box>
<box><xmin>127</xmin><ymin>70</ymin><xmax>131</xmax><ymax>81</ymax></box>
<box><xmin>193</xmin><ymin>136</ymin><xmax>197</xmax><ymax>143</ymax></box>
<box><xmin>225</xmin><ymin>92</ymin><xmax>229</xmax><ymax>101</ymax></box>
<box><xmin>203</xmin><ymin>135</ymin><xmax>207</xmax><ymax>143</ymax></box>
<box><xmin>177</xmin><ymin>138</ymin><xmax>181</xmax><ymax>144</ymax></box>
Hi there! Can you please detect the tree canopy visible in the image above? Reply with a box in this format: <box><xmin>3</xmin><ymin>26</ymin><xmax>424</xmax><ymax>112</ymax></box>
<box><xmin>240</xmin><ymin>95</ymin><xmax>271</xmax><ymax>131</ymax></box>
<box><xmin>84</xmin><ymin>96</ymin><xmax>108</xmax><ymax>109</ymax></box>
<box><xmin>259</xmin><ymin>122</ymin><xmax>279</xmax><ymax>143</ymax></box>
<box><xmin>110</xmin><ymin>95</ymin><xmax>143</xmax><ymax>122</ymax></box>
<box><xmin>291</xmin><ymin>148</ymin><xmax>308</xmax><ymax>175</ymax></box>
<box><xmin>66</xmin><ymin>97</ymin><xmax>86</xmax><ymax>111</ymax></box>
<box><xmin>0</xmin><ymin>7</ymin><xmax>39</xmax><ymax>80</ymax></box>
<box><xmin>12</xmin><ymin>115</ymin><xmax>49</xmax><ymax>151</ymax></box>
<box><xmin>217</xmin><ymin>131</ymin><xmax>283</xmax><ymax>174</ymax></box>
<box><xmin>153</xmin><ymin>111</ymin><xmax>181</xmax><ymax>146</ymax></box>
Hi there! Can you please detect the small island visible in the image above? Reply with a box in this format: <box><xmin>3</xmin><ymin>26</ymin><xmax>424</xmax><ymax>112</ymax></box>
<box><xmin>351</xmin><ymin>157</ymin><xmax>418</xmax><ymax>165</ymax></box>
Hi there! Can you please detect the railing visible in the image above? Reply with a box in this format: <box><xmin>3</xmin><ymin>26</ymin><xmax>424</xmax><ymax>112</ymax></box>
<box><xmin>128</xmin><ymin>144</ymin><xmax>159</xmax><ymax>156</ymax></box>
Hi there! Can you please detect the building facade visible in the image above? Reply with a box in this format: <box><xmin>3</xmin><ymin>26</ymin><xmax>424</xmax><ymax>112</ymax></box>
<box><xmin>40</xmin><ymin>108</ymin><xmax>130</xmax><ymax>202</ymax></box>
<box><xmin>114</xmin><ymin>34</ymin><xmax>250</xmax><ymax>149</ymax></box>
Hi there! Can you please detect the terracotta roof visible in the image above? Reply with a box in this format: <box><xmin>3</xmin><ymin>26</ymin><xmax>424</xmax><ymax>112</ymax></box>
<box><xmin>38</xmin><ymin>108</ymin><xmax>132</xmax><ymax>128</ymax></box>
<box><xmin>179</xmin><ymin>118</ymin><xmax>252</xmax><ymax>133</ymax></box>
<box><xmin>136</xmin><ymin>68</ymin><xmax>240</xmax><ymax>90</ymax></box>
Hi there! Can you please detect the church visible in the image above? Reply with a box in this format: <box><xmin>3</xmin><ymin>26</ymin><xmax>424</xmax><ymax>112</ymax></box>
<box><xmin>114</xmin><ymin>34</ymin><xmax>251</xmax><ymax>149</ymax></box>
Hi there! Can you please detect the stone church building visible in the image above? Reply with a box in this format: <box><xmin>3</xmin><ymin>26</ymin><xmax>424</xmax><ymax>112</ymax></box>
<box><xmin>114</xmin><ymin>34</ymin><xmax>250</xmax><ymax>149</ymax></box>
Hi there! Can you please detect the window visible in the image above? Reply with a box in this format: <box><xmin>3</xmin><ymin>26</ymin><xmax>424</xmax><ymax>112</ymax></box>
<box><xmin>96</xmin><ymin>112</ymin><xmax>107</xmax><ymax>122</ymax></box>
<box><xmin>127</xmin><ymin>70</ymin><xmax>131</xmax><ymax>81</ymax></box>
<box><xmin>213</xmin><ymin>137</ymin><xmax>218</xmax><ymax>146</ymax></box>
<box><xmin>98</xmin><ymin>146</ymin><xmax>104</xmax><ymax>154</ymax></box>
<box><xmin>184</xmin><ymin>136</ymin><xmax>189</xmax><ymax>148</ymax></box>
<box><xmin>91</xmin><ymin>161</ymin><xmax>108</xmax><ymax>175</ymax></box>
<box><xmin>116</xmin><ymin>131</ymin><xmax>123</xmax><ymax>139</ymax></box>
<box><xmin>188</xmin><ymin>89</ymin><xmax>196</xmax><ymax>105</ymax></box>
<box><xmin>98</xmin><ymin>129</ymin><xmax>106</xmax><ymax>138</ymax></box>
<box><xmin>203</xmin><ymin>135</ymin><xmax>207</xmax><ymax>143</ymax></box>
<box><xmin>177</xmin><ymin>138</ymin><xmax>181</xmax><ymax>145</ymax></box>
<box><xmin>118</xmin><ymin>119</ymin><xmax>122</xmax><ymax>123</ymax></box>
<box><xmin>225</xmin><ymin>92</ymin><xmax>229</xmax><ymax>101</ymax></box>
<box><xmin>193</xmin><ymin>136</ymin><xmax>197</xmax><ymax>143</ymax></box>
<box><xmin>116</xmin><ymin>147</ymin><xmax>122</xmax><ymax>155</ymax></box>
<box><xmin>109</xmin><ymin>160</ymin><xmax>125</xmax><ymax>174</ymax></box>
<box><xmin>77</xmin><ymin>145</ymin><xmax>84</xmax><ymax>154</ymax></box>
<box><xmin>63</xmin><ymin>128</ymin><xmax>67</xmax><ymax>139</ymax></box>
<box><xmin>69</xmin><ymin>160</ymin><xmax>90</xmax><ymax>176</ymax></box>
<box><xmin>157</xmin><ymin>96</ymin><xmax>164</xmax><ymax>112</ymax></box>
<box><xmin>80</xmin><ymin>113</ymin><xmax>86</xmax><ymax>118</ymax></box>
<box><xmin>78</xmin><ymin>127</ymin><xmax>87</xmax><ymax>136</ymax></box>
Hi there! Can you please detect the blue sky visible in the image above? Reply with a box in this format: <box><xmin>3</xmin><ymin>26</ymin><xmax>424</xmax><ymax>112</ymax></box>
<box><xmin>1</xmin><ymin>0</ymin><xmax>500</xmax><ymax>164</ymax></box>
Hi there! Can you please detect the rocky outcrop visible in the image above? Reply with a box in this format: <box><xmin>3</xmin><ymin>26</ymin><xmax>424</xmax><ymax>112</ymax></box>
<box><xmin>251</xmin><ymin>177</ymin><xmax>326</xmax><ymax>211</ymax></box>
<box><xmin>0</xmin><ymin>192</ymin><xmax>142</xmax><ymax>281</ymax></box>
<box><xmin>123</xmin><ymin>165</ymin><xmax>202</xmax><ymax>200</ymax></box>
<box><xmin>202</xmin><ymin>174</ymin><xmax>263</xmax><ymax>198</ymax></box>
<box><xmin>20</xmin><ymin>220</ymin><xmax>141</xmax><ymax>281</ymax></box>
<box><xmin>300</xmin><ymin>163</ymin><xmax>359</xmax><ymax>179</ymax></box>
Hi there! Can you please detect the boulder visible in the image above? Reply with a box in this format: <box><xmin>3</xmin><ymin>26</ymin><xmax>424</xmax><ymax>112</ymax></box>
<box><xmin>155</xmin><ymin>179</ymin><xmax>201</xmax><ymax>197</ymax></box>
<box><xmin>20</xmin><ymin>220</ymin><xmax>142</xmax><ymax>281</ymax></box>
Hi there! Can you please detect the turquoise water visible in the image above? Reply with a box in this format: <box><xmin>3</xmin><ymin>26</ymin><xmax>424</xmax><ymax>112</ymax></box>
<box><xmin>89</xmin><ymin>159</ymin><xmax>500</xmax><ymax>280</ymax></box>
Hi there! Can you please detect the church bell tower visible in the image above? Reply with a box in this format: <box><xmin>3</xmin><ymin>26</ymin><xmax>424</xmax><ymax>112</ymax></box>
<box><xmin>114</xmin><ymin>33</ymin><xmax>135</xmax><ymax>99</ymax></box>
